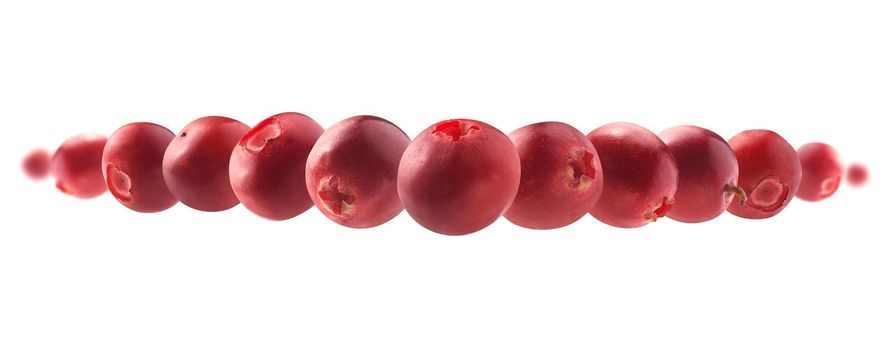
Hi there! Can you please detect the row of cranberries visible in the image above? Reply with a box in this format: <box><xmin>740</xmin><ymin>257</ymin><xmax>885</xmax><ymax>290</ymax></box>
<box><xmin>22</xmin><ymin>114</ymin><xmax>869</xmax><ymax>235</ymax></box>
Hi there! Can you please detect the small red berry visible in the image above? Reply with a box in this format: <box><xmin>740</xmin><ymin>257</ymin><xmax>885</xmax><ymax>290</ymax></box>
<box><xmin>52</xmin><ymin>133</ymin><xmax>108</xmax><ymax>199</ymax></box>
<box><xmin>230</xmin><ymin>112</ymin><xmax>324</xmax><ymax>220</ymax></box>
<box><xmin>727</xmin><ymin>130</ymin><xmax>802</xmax><ymax>219</ymax></box>
<box><xmin>846</xmin><ymin>163</ymin><xmax>869</xmax><ymax>187</ymax></box>
<box><xmin>306</xmin><ymin>115</ymin><xmax>410</xmax><ymax>228</ymax></box>
<box><xmin>23</xmin><ymin>148</ymin><xmax>52</xmax><ymax>180</ymax></box>
<box><xmin>504</xmin><ymin>122</ymin><xmax>603</xmax><ymax>230</ymax></box>
<box><xmin>659</xmin><ymin>126</ymin><xmax>744</xmax><ymax>223</ymax></box>
<box><xmin>796</xmin><ymin>142</ymin><xmax>843</xmax><ymax>202</ymax></box>
<box><xmin>163</xmin><ymin>116</ymin><xmax>249</xmax><ymax>212</ymax></box>
<box><xmin>102</xmin><ymin>122</ymin><xmax>178</xmax><ymax>213</ymax></box>
<box><xmin>398</xmin><ymin>119</ymin><xmax>520</xmax><ymax>235</ymax></box>
<box><xmin>587</xmin><ymin>123</ymin><xmax>678</xmax><ymax>228</ymax></box>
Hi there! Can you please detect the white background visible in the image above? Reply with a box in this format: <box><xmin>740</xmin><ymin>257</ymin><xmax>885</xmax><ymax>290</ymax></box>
<box><xmin>1</xmin><ymin>0</ymin><xmax>894</xmax><ymax>349</ymax></box>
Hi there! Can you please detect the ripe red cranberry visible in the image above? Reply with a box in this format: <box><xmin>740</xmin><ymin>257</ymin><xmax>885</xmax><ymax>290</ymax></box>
<box><xmin>230</xmin><ymin>112</ymin><xmax>324</xmax><ymax>220</ymax></box>
<box><xmin>727</xmin><ymin>130</ymin><xmax>802</xmax><ymax>219</ymax></box>
<box><xmin>846</xmin><ymin>163</ymin><xmax>869</xmax><ymax>187</ymax></box>
<box><xmin>52</xmin><ymin>133</ymin><xmax>108</xmax><ymax>199</ymax></box>
<box><xmin>796</xmin><ymin>142</ymin><xmax>844</xmax><ymax>202</ymax></box>
<box><xmin>398</xmin><ymin>119</ymin><xmax>520</xmax><ymax>235</ymax></box>
<box><xmin>587</xmin><ymin>122</ymin><xmax>678</xmax><ymax>228</ymax></box>
<box><xmin>503</xmin><ymin>122</ymin><xmax>603</xmax><ymax>230</ymax></box>
<box><xmin>306</xmin><ymin>115</ymin><xmax>410</xmax><ymax>228</ymax></box>
<box><xmin>163</xmin><ymin>116</ymin><xmax>249</xmax><ymax>212</ymax></box>
<box><xmin>659</xmin><ymin>126</ymin><xmax>745</xmax><ymax>223</ymax></box>
<box><xmin>102</xmin><ymin>122</ymin><xmax>178</xmax><ymax>213</ymax></box>
<box><xmin>22</xmin><ymin>148</ymin><xmax>52</xmax><ymax>180</ymax></box>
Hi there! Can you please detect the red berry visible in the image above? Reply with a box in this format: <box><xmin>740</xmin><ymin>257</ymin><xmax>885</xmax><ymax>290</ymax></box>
<box><xmin>51</xmin><ymin>134</ymin><xmax>108</xmax><ymax>199</ymax></box>
<box><xmin>163</xmin><ymin>116</ymin><xmax>249</xmax><ymax>212</ymax></box>
<box><xmin>398</xmin><ymin>119</ymin><xmax>520</xmax><ymax>235</ymax></box>
<box><xmin>587</xmin><ymin>123</ymin><xmax>678</xmax><ymax>228</ymax></box>
<box><xmin>102</xmin><ymin>122</ymin><xmax>178</xmax><ymax>213</ymax></box>
<box><xmin>230</xmin><ymin>112</ymin><xmax>324</xmax><ymax>220</ymax></box>
<box><xmin>727</xmin><ymin>130</ymin><xmax>802</xmax><ymax>219</ymax></box>
<box><xmin>306</xmin><ymin>115</ymin><xmax>410</xmax><ymax>228</ymax></box>
<box><xmin>659</xmin><ymin>126</ymin><xmax>745</xmax><ymax>223</ymax></box>
<box><xmin>22</xmin><ymin>148</ymin><xmax>51</xmax><ymax>180</ymax></box>
<box><xmin>504</xmin><ymin>122</ymin><xmax>603</xmax><ymax>230</ymax></box>
<box><xmin>846</xmin><ymin>163</ymin><xmax>869</xmax><ymax>187</ymax></box>
<box><xmin>796</xmin><ymin>142</ymin><xmax>843</xmax><ymax>202</ymax></box>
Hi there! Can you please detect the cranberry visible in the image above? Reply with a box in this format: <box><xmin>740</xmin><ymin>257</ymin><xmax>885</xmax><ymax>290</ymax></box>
<box><xmin>503</xmin><ymin>122</ymin><xmax>603</xmax><ymax>230</ymax></box>
<box><xmin>726</xmin><ymin>130</ymin><xmax>802</xmax><ymax>219</ymax></box>
<box><xmin>796</xmin><ymin>142</ymin><xmax>844</xmax><ymax>202</ymax></box>
<box><xmin>587</xmin><ymin>122</ymin><xmax>678</xmax><ymax>228</ymax></box>
<box><xmin>230</xmin><ymin>112</ymin><xmax>324</xmax><ymax>220</ymax></box>
<box><xmin>306</xmin><ymin>115</ymin><xmax>410</xmax><ymax>228</ymax></box>
<box><xmin>163</xmin><ymin>116</ymin><xmax>249</xmax><ymax>212</ymax></box>
<box><xmin>846</xmin><ymin>163</ymin><xmax>869</xmax><ymax>187</ymax></box>
<box><xmin>659</xmin><ymin>125</ymin><xmax>745</xmax><ymax>223</ymax></box>
<box><xmin>52</xmin><ymin>133</ymin><xmax>108</xmax><ymax>199</ymax></box>
<box><xmin>22</xmin><ymin>148</ymin><xmax>52</xmax><ymax>180</ymax></box>
<box><xmin>398</xmin><ymin>119</ymin><xmax>520</xmax><ymax>235</ymax></box>
<box><xmin>102</xmin><ymin>122</ymin><xmax>178</xmax><ymax>213</ymax></box>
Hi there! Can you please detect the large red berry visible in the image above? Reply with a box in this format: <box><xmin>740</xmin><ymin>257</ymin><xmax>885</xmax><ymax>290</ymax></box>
<box><xmin>23</xmin><ymin>148</ymin><xmax>51</xmax><ymax>180</ymax></box>
<box><xmin>846</xmin><ymin>163</ymin><xmax>869</xmax><ymax>187</ymax></box>
<box><xmin>306</xmin><ymin>115</ymin><xmax>410</xmax><ymax>228</ymax></box>
<box><xmin>796</xmin><ymin>142</ymin><xmax>843</xmax><ymax>202</ymax></box>
<box><xmin>504</xmin><ymin>122</ymin><xmax>603</xmax><ymax>230</ymax></box>
<box><xmin>163</xmin><ymin>116</ymin><xmax>249</xmax><ymax>212</ymax></box>
<box><xmin>587</xmin><ymin>122</ymin><xmax>678</xmax><ymax>228</ymax></box>
<box><xmin>398</xmin><ymin>119</ymin><xmax>520</xmax><ymax>235</ymax></box>
<box><xmin>727</xmin><ymin>130</ymin><xmax>802</xmax><ymax>219</ymax></box>
<box><xmin>659</xmin><ymin>125</ymin><xmax>745</xmax><ymax>223</ymax></box>
<box><xmin>52</xmin><ymin>133</ymin><xmax>108</xmax><ymax>199</ymax></box>
<box><xmin>102</xmin><ymin>122</ymin><xmax>178</xmax><ymax>213</ymax></box>
<box><xmin>230</xmin><ymin>112</ymin><xmax>324</xmax><ymax>220</ymax></box>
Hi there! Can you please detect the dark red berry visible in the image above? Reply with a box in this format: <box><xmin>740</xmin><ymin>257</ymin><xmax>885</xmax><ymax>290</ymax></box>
<box><xmin>504</xmin><ymin>122</ymin><xmax>603</xmax><ymax>230</ymax></box>
<box><xmin>163</xmin><ymin>116</ymin><xmax>249</xmax><ymax>212</ymax></box>
<box><xmin>727</xmin><ymin>130</ymin><xmax>802</xmax><ymax>219</ymax></box>
<box><xmin>659</xmin><ymin>126</ymin><xmax>744</xmax><ymax>223</ymax></box>
<box><xmin>398</xmin><ymin>119</ymin><xmax>520</xmax><ymax>235</ymax></box>
<box><xmin>306</xmin><ymin>115</ymin><xmax>410</xmax><ymax>228</ymax></box>
<box><xmin>230</xmin><ymin>112</ymin><xmax>324</xmax><ymax>220</ymax></box>
<box><xmin>102</xmin><ymin>122</ymin><xmax>178</xmax><ymax>213</ymax></box>
<box><xmin>587</xmin><ymin>122</ymin><xmax>678</xmax><ymax>228</ymax></box>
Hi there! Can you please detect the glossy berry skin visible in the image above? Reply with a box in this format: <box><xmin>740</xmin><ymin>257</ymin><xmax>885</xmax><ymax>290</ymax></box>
<box><xmin>587</xmin><ymin>122</ymin><xmax>678</xmax><ymax>228</ymax></box>
<box><xmin>163</xmin><ymin>116</ymin><xmax>249</xmax><ymax>212</ymax></box>
<box><xmin>659</xmin><ymin>126</ymin><xmax>743</xmax><ymax>223</ymax></box>
<box><xmin>306</xmin><ymin>115</ymin><xmax>410</xmax><ymax>228</ymax></box>
<box><xmin>398</xmin><ymin>119</ymin><xmax>520</xmax><ymax>235</ymax></box>
<box><xmin>727</xmin><ymin>130</ymin><xmax>802</xmax><ymax>219</ymax></box>
<box><xmin>102</xmin><ymin>122</ymin><xmax>178</xmax><ymax>213</ymax></box>
<box><xmin>52</xmin><ymin>134</ymin><xmax>108</xmax><ymax>199</ymax></box>
<box><xmin>504</xmin><ymin>122</ymin><xmax>603</xmax><ymax>230</ymax></box>
<box><xmin>23</xmin><ymin>148</ymin><xmax>52</xmax><ymax>180</ymax></box>
<box><xmin>796</xmin><ymin>142</ymin><xmax>843</xmax><ymax>202</ymax></box>
<box><xmin>230</xmin><ymin>112</ymin><xmax>324</xmax><ymax>220</ymax></box>
<box><xmin>846</xmin><ymin>163</ymin><xmax>869</xmax><ymax>187</ymax></box>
